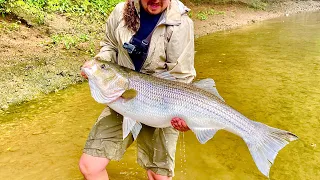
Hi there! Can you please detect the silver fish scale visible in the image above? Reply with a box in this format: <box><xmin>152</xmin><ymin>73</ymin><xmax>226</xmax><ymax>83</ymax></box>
<box><xmin>122</xmin><ymin>75</ymin><xmax>256</xmax><ymax>136</ymax></box>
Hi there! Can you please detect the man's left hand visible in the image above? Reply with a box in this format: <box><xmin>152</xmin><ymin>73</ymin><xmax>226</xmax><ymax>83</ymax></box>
<box><xmin>171</xmin><ymin>117</ymin><xmax>190</xmax><ymax>132</ymax></box>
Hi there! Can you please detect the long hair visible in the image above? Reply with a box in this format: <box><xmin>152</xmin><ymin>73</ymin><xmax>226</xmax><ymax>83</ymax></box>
<box><xmin>123</xmin><ymin>0</ymin><xmax>140</xmax><ymax>32</ymax></box>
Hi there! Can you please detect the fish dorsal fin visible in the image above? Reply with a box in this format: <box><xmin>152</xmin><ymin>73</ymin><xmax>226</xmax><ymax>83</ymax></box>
<box><xmin>121</xmin><ymin>89</ymin><xmax>137</xmax><ymax>99</ymax></box>
<box><xmin>153</xmin><ymin>71</ymin><xmax>176</xmax><ymax>81</ymax></box>
<box><xmin>123</xmin><ymin>116</ymin><xmax>142</xmax><ymax>140</ymax></box>
<box><xmin>193</xmin><ymin>78</ymin><xmax>225</xmax><ymax>102</ymax></box>
<box><xmin>192</xmin><ymin>128</ymin><xmax>221</xmax><ymax>144</ymax></box>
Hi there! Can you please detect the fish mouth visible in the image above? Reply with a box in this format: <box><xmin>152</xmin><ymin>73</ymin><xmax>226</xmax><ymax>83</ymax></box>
<box><xmin>81</xmin><ymin>60</ymin><xmax>98</xmax><ymax>78</ymax></box>
<box><xmin>81</xmin><ymin>66</ymin><xmax>93</xmax><ymax>79</ymax></box>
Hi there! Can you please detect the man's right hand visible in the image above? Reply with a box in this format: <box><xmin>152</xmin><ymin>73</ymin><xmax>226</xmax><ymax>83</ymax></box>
<box><xmin>171</xmin><ymin>117</ymin><xmax>190</xmax><ymax>132</ymax></box>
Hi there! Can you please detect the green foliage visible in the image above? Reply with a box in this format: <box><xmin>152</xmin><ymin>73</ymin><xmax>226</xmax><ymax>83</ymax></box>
<box><xmin>197</xmin><ymin>11</ymin><xmax>208</xmax><ymax>20</ymax></box>
<box><xmin>187</xmin><ymin>0</ymin><xmax>269</xmax><ymax>10</ymax></box>
<box><xmin>196</xmin><ymin>8</ymin><xmax>225</xmax><ymax>21</ymax></box>
<box><xmin>0</xmin><ymin>1</ymin><xmax>5</xmax><ymax>14</ymax></box>
<box><xmin>45</xmin><ymin>0</ymin><xmax>72</xmax><ymax>13</ymax></box>
<box><xmin>189</xmin><ymin>0</ymin><xmax>235</xmax><ymax>5</ymax></box>
<box><xmin>50</xmin><ymin>33</ymin><xmax>92</xmax><ymax>50</ymax></box>
<box><xmin>40</xmin><ymin>0</ymin><xmax>120</xmax><ymax>15</ymax></box>
<box><xmin>1</xmin><ymin>0</ymin><xmax>46</xmax><ymax>25</ymax></box>
<box><xmin>0</xmin><ymin>0</ymin><xmax>122</xmax><ymax>54</ymax></box>
<box><xmin>0</xmin><ymin>0</ymin><xmax>123</xmax><ymax>24</ymax></box>
<box><xmin>207</xmin><ymin>8</ymin><xmax>225</xmax><ymax>15</ymax></box>
<box><xmin>0</xmin><ymin>21</ymin><xmax>20</xmax><ymax>32</ymax></box>
<box><xmin>248</xmin><ymin>0</ymin><xmax>267</xmax><ymax>10</ymax></box>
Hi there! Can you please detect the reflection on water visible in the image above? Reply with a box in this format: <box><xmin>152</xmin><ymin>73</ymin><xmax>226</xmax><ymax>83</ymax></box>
<box><xmin>1</xmin><ymin>12</ymin><xmax>320</xmax><ymax>179</ymax></box>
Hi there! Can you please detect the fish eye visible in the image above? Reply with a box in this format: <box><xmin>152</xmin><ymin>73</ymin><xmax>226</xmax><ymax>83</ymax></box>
<box><xmin>100</xmin><ymin>64</ymin><xmax>106</xmax><ymax>69</ymax></box>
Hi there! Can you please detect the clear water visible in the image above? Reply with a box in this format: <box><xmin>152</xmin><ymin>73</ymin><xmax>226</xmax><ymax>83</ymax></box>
<box><xmin>1</xmin><ymin>12</ymin><xmax>319</xmax><ymax>179</ymax></box>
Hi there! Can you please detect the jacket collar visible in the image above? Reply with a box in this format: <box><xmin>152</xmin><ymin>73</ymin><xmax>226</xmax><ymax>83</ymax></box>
<box><xmin>133</xmin><ymin>0</ymin><xmax>190</xmax><ymax>26</ymax></box>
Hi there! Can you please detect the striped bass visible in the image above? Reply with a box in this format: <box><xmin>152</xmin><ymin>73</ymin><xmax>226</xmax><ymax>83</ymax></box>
<box><xmin>81</xmin><ymin>60</ymin><xmax>298</xmax><ymax>178</ymax></box>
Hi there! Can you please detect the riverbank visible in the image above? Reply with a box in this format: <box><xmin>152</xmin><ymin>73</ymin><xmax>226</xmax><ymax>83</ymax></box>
<box><xmin>190</xmin><ymin>0</ymin><xmax>320</xmax><ymax>37</ymax></box>
<box><xmin>0</xmin><ymin>0</ymin><xmax>319</xmax><ymax>111</ymax></box>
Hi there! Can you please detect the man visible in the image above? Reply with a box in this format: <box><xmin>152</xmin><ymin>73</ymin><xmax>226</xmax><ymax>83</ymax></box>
<box><xmin>79</xmin><ymin>0</ymin><xmax>195</xmax><ymax>179</ymax></box>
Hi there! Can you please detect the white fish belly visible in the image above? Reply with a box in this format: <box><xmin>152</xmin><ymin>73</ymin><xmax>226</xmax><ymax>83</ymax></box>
<box><xmin>109</xmin><ymin>99</ymin><xmax>173</xmax><ymax>128</ymax></box>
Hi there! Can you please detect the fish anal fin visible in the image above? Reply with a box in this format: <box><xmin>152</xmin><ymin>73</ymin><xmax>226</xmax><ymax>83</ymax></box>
<box><xmin>193</xmin><ymin>78</ymin><xmax>224</xmax><ymax>102</ymax></box>
<box><xmin>192</xmin><ymin>128</ymin><xmax>222</xmax><ymax>144</ymax></box>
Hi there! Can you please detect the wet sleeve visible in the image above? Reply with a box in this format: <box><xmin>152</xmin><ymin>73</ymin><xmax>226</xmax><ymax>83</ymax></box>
<box><xmin>166</xmin><ymin>16</ymin><xmax>196</xmax><ymax>83</ymax></box>
<box><xmin>94</xmin><ymin>4</ymin><xmax>123</xmax><ymax>62</ymax></box>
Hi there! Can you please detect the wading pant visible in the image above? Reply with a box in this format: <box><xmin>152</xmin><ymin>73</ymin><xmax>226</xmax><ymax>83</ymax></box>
<box><xmin>83</xmin><ymin>107</ymin><xmax>179</xmax><ymax>177</ymax></box>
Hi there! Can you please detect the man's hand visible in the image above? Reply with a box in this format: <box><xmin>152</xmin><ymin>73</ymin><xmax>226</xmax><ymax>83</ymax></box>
<box><xmin>171</xmin><ymin>117</ymin><xmax>190</xmax><ymax>132</ymax></box>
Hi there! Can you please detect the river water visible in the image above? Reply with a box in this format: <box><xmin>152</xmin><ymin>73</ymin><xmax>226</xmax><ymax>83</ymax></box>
<box><xmin>1</xmin><ymin>12</ymin><xmax>319</xmax><ymax>180</ymax></box>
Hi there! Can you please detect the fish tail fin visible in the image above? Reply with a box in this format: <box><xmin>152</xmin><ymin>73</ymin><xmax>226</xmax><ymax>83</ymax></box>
<box><xmin>244</xmin><ymin>121</ymin><xmax>298</xmax><ymax>177</ymax></box>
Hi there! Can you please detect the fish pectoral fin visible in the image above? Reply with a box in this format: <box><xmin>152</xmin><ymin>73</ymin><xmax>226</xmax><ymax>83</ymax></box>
<box><xmin>192</xmin><ymin>128</ymin><xmax>221</xmax><ymax>144</ymax></box>
<box><xmin>123</xmin><ymin>116</ymin><xmax>142</xmax><ymax>140</ymax></box>
<box><xmin>121</xmin><ymin>89</ymin><xmax>137</xmax><ymax>100</ymax></box>
<box><xmin>192</xmin><ymin>78</ymin><xmax>225</xmax><ymax>102</ymax></box>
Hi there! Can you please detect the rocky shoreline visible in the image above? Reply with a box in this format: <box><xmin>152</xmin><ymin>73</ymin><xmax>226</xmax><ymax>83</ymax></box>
<box><xmin>0</xmin><ymin>0</ymin><xmax>319</xmax><ymax>111</ymax></box>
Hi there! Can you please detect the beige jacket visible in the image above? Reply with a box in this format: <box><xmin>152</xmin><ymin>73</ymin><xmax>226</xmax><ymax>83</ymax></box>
<box><xmin>94</xmin><ymin>0</ymin><xmax>196</xmax><ymax>83</ymax></box>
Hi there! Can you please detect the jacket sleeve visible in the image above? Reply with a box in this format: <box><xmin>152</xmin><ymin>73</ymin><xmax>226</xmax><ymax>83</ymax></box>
<box><xmin>94</xmin><ymin>3</ymin><xmax>124</xmax><ymax>62</ymax></box>
<box><xmin>166</xmin><ymin>15</ymin><xmax>196</xmax><ymax>83</ymax></box>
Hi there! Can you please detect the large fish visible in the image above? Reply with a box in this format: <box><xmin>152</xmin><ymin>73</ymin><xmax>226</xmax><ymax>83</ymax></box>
<box><xmin>82</xmin><ymin>60</ymin><xmax>298</xmax><ymax>177</ymax></box>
